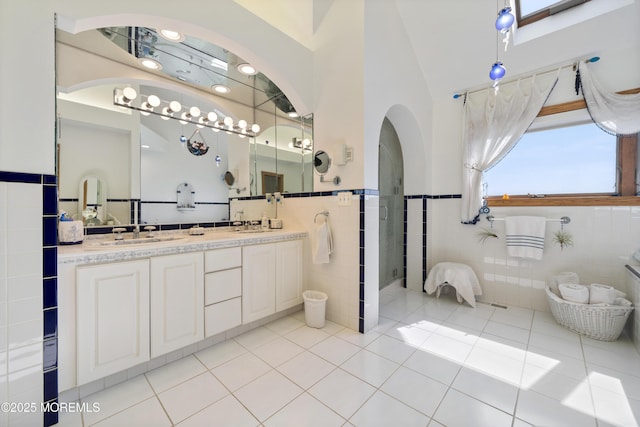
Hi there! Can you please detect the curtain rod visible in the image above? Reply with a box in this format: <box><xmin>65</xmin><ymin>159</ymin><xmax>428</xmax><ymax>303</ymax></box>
<box><xmin>453</xmin><ymin>56</ymin><xmax>600</xmax><ymax>99</ymax></box>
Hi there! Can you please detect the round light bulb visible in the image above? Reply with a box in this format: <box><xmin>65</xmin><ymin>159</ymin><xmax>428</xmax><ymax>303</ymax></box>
<box><xmin>238</xmin><ymin>119</ymin><xmax>248</xmax><ymax>129</ymax></box>
<box><xmin>169</xmin><ymin>101</ymin><xmax>182</xmax><ymax>113</ymax></box>
<box><xmin>179</xmin><ymin>112</ymin><xmax>189</xmax><ymax>124</ymax></box>
<box><xmin>161</xmin><ymin>107</ymin><xmax>171</xmax><ymax>119</ymax></box>
<box><xmin>251</xmin><ymin>124</ymin><xmax>260</xmax><ymax>133</ymax></box>
<box><xmin>207</xmin><ymin>112</ymin><xmax>218</xmax><ymax>122</ymax></box>
<box><xmin>212</xmin><ymin>84</ymin><xmax>230</xmax><ymax>94</ymax></box>
<box><xmin>189</xmin><ymin>106</ymin><xmax>201</xmax><ymax>118</ymax></box>
<box><xmin>223</xmin><ymin>116</ymin><xmax>234</xmax><ymax>127</ymax></box>
<box><xmin>122</xmin><ymin>87</ymin><xmax>137</xmax><ymax>103</ymax></box>
<box><xmin>147</xmin><ymin>95</ymin><xmax>161</xmax><ymax>107</ymax></box>
<box><xmin>159</xmin><ymin>29</ymin><xmax>184</xmax><ymax>41</ymax></box>
<box><xmin>237</xmin><ymin>63</ymin><xmax>257</xmax><ymax>75</ymax></box>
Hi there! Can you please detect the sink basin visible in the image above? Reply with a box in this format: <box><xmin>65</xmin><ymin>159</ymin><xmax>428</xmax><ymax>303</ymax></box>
<box><xmin>94</xmin><ymin>236</ymin><xmax>187</xmax><ymax>247</ymax></box>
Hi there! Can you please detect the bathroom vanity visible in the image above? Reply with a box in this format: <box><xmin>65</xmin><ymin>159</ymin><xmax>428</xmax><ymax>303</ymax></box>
<box><xmin>57</xmin><ymin>229</ymin><xmax>306</xmax><ymax>391</ymax></box>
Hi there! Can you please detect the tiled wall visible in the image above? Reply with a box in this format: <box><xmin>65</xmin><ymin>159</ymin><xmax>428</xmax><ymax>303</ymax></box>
<box><xmin>0</xmin><ymin>171</ymin><xmax>58</xmax><ymax>427</ymax></box>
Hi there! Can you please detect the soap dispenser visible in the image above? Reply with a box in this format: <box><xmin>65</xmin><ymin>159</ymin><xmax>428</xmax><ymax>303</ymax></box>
<box><xmin>261</xmin><ymin>212</ymin><xmax>269</xmax><ymax>230</ymax></box>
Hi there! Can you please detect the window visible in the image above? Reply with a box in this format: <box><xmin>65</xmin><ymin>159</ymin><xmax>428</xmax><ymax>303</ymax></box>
<box><xmin>484</xmin><ymin>117</ymin><xmax>617</xmax><ymax>196</ymax></box>
<box><xmin>515</xmin><ymin>0</ymin><xmax>591</xmax><ymax>26</ymax></box>
<box><xmin>484</xmin><ymin>105</ymin><xmax>639</xmax><ymax>200</ymax></box>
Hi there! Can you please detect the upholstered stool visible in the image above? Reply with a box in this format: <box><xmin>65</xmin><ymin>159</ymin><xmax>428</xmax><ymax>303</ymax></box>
<box><xmin>424</xmin><ymin>262</ymin><xmax>483</xmax><ymax>307</ymax></box>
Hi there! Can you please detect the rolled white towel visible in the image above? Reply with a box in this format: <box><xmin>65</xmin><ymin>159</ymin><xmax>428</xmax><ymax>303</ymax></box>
<box><xmin>559</xmin><ymin>283</ymin><xmax>589</xmax><ymax>304</ymax></box>
<box><xmin>589</xmin><ymin>283</ymin><xmax>618</xmax><ymax>305</ymax></box>
<box><xmin>548</xmin><ymin>272</ymin><xmax>579</xmax><ymax>295</ymax></box>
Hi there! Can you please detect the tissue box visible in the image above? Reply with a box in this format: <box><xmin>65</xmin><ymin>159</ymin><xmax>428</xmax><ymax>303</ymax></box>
<box><xmin>270</xmin><ymin>218</ymin><xmax>283</xmax><ymax>229</ymax></box>
<box><xmin>59</xmin><ymin>220</ymin><xmax>84</xmax><ymax>244</ymax></box>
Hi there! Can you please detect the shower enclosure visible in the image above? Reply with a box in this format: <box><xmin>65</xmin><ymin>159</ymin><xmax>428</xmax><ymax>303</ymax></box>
<box><xmin>378</xmin><ymin>118</ymin><xmax>405</xmax><ymax>290</ymax></box>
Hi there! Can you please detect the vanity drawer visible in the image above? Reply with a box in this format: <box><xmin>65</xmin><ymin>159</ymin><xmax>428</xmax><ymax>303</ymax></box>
<box><xmin>205</xmin><ymin>297</ymin><xmax>241</xmax><ymax>337</ymax></box>
<box><xmin>205</xmin><ymin>268</ymin><xmax>241</xmax><ymax>305</ymax></box>
<box><xmin>205</xmin><ymin>247</ymin><xmax>241</xmax><ymax>272</ymax></box>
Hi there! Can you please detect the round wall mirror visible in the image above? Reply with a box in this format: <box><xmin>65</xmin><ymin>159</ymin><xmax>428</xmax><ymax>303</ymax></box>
<box><xmin>314</xmin><ymin>150</ymin><xmax>331</xmax><ymax>175</ymax></box>
<box><xmin>224</xmin><ymin>171</ymin><xmax>236</xmax><ymax>186</ymax></box>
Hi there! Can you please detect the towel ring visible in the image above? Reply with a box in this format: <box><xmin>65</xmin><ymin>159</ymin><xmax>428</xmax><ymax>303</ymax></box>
<box><xmin>314</xmin><ymin>211</ymin><xmax>329</xmax><ymax>224</ymax></box>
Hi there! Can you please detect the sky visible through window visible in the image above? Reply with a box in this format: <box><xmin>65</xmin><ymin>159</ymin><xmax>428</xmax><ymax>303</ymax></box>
<box><xmin>519</xmin><ymin>0</ymin><xmax>562</xmax><ymax>16</ymax></box>
<box><xmin>484</xmin><ymin>123</ymin><xmax>616</xmax><ymax>196</ymax></box>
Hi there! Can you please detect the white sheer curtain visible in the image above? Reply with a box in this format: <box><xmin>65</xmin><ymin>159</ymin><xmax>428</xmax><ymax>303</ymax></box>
<box><xmin>578</xmin><ymin>62</ymin><xmax>640</xmax><ymax>135</ymax></box>
<box><xmin>461</xmin><ymin>73</ymin><xmax>558</xmax><ymax>224</ymax></box>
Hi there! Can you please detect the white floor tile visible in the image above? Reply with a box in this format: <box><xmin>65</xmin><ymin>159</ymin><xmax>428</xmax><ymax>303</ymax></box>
<box><xmin>176</xmin><ymin>395</ymin><xmax>259</xmax><ymax>427</ymax></box>
<box><xmin>309</xmin><ymin>335</ymin><xmax>361</xmax><ymax>366</ymax></box>
<box><xmin>263</xmin><ymin>315</ymin><xmax>305</xmax><ymax>336</ymax></box>
<box><xmin>194</xmin><ymin>339</ymin><xmax>247</xmax><ymax>369</ymax></box>
<box><xmin>91</xmin><ymin>397</ymin><xmax>170</xmax><ymax>427</ymax></box>
<box><xmin>211</xmin><ymin>352</ymin><xmax>272</xmax><ymax>391</ymax></box>
<box><xmin>157</xmin><ymin>372</ymin><xmax>229</xmax><ymax>424</ymax></box>
<box><xmin>403</xmin><ymin>349</ymin><xmax>462</xmax><ymax>386</ymax></box>
<box><xmin>582</xmin><ymin>341</ymin><xmax>640</xmax><ymax>376</ymax></box>
<box><xmin>380</xmin><ymin>366</ymin><xmax>447</xmax><ymax>417</ymax></box>
<box><xmin>234</xmin><ymin>370</ymin><xmax>303</xmax><ymax>422</ymax></box>
<box><xmin>516</xmin><ymin>389</ymin><xmax>596</xmax><ymax>426</ymax></box>
<box><xmin>264</xmin><ymin>392</ymin><xmax>345</xmax><ymax>427</ymax></box>
<box><xmin>383</xmin><ymin>322</ymin><xmax>432</xmax><ymax>347</ymax></box>
<box><xmin>234</xmin><ymin>326</ymin><xmax>279</xmax><ymax>350</ymax></box>
<box><xmin>433</xmin><ymin>388</ymin><xmax>513</xmax><ymax>427</ymax></box>
<box><xmin>308</xmin><ymin>369</ymin><xmax>376</xmax><ymax>419</ymax></box>
<box><xmin>252</xmin><ymin>336</ymin><xmax>305</xmax><ymax>367</ymax></box>
<box><xmin>277</xmin><ymin>351</ymin><xmax>336</xmax><ymax>389</ymax></box>
<box><xmin>591</xmin><ymin>384</ymin><xmax>640</xmax><ymax>427</ymax></box>
<box><xmin>587</xmin><ymin>364</ymin><xmax>640</xmax><ymax>401</ymax></box>
<box><xmin>524</xmin><ymin>345</ymin><xmax>587</xmax><ymax>383</ymax></box>
<box><xmin>285</xmin><ymin>326</ymin><xmax>331</xmax><ymax>348</ymax></box>
<box><xmin>483</xmin><ymin>320</ymin><xmax>530</xmax><ymax>344</ymax></box>
<box><xmin>521</xmin><ymin>363</ymin><xmax>586</xmax><ymax>401</ymax></box>
<box><xmin>365</xmin><ymin>334</ymin><xmax>416</xmax><ymax>364</ymax></box>
<box><xmin>145</xmin><ymin>355</ymin><xmax>206</xmax><ymax>393</ymax></box>
<box><xmin>349</xmin><ymin>390</ymin><xmax>430</xmax><ymax>427</ymax></box>
<box><xmin>419</xmin><ymin>332</ymin><xmax>474</xmax><ymax>363</ymax></box>
<box><xmin>490</xmin><ymin>308</ymin><xmax>533</xmax><ymax>330</ymax></box>
<box><xmin>529</xmin><ymin>331</ymin><xmax>583</xmax><ymax>360</ymax></box>
<box><xmin>335</xmin><ymin>328</ymin><xmax>381</xmax><ymax>347</ymax></box>
<box><xmin>340</xmin><ymin>350</ymin><xmax>399</xmax><ymax>387</ymax></box>
<box><xmin>452</xmin><ymin>367</ymin><xmax>519</xmax><ymax>414</ymax></box>
<box><xmin>81</xmin><ymin>375</ymin><xmax>154</xmax><ymax>426</ymax></box>
<box><xmin>464</xmin><ymin>346</ymin><xmax>524</xmax><ymax>386</ymax></box>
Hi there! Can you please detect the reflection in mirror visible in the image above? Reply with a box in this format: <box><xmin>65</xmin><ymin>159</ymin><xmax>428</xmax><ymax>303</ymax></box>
<box><xmin>56</xmin><ymin>25</ymin><xmax>313</xmax><ymax>227</ymax></box>
<box><xmin>79</xmin><ymin>175</ymin><xmax>107</xmax><ymax>226</ymax></box>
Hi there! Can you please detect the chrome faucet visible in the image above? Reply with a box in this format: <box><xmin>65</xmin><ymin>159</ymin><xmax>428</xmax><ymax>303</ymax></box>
<box><xmin>132</xmin><ymin>225</ymin><xmax>140</xmax><ymax>239</ymax></box>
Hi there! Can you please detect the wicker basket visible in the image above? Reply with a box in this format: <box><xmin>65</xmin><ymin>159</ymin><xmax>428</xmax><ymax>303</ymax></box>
<box><xmin>545</xmin><ymin>286</ymin><xmax>634</xmax><ymax>341</ymax></box>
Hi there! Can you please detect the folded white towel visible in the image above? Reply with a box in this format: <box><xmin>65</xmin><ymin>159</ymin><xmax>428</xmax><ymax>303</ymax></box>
<box><xmin>548</xmin><ymin>272</ymin><xmax>580</xmax><ymax>295</ymax></box>
<box><xmin>559</xmin><ymin>283</ymin><xmax>589</xmax><ymax>304</ymax></box>
<box><xmin>312</xmin><ymin>215</ymin><xmax>333</xmax><ymax>264</ymax></box>
<box><xmin>589</xmin><ymin>283</ymin><xmax>617</xmax><ymax>305</ymax></box>
<box><xmin>505</xmin><ymin>216</ymin><xmax>546</xmax><ymax>260</ymax></box>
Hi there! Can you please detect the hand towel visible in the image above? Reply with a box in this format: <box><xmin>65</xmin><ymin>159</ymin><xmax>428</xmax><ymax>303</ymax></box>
<box><xmin>589</xmin><ymin>283</ymin><xmax>617</xmax><ymax>305</ymax></box>
<box><xmin>424</xmin><ymin>262</ymin><xmax>482</xmax><ymax>308</ymax></box>
<box><xmin>58</xmin><ymin>220</ymin><xmax>84</xmax><ymax>244</ymax></box>
<box><xmin>505</xmin><ymin>216</ymin><xmax>546</xmax><ymax>260</ymax></box>
<box><xmin>548</xmin><ymin>272</ymin><xmax>580</xmax><ymax>295</ymax></box>
<box><xmin>312</xmin><ymin>215</ymin><xmax>333</xmax><ymax>264</ymax></box>
<box><xmin>559</xmin><ymin>283</ymin><xmax>589</xmax><ymax>304</ymax></box>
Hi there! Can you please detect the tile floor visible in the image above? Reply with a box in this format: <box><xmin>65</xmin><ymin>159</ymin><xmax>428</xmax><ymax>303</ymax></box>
<box><xmin>58</xmin><ymin>283</ymin><xmax>640</xmax><ymax>426</ymax></box>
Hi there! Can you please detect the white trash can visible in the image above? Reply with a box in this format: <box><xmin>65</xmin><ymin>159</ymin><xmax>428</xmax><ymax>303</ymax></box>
<box><xmin>303</xmin><ymin>290</ymin><xmax>328</xmax><ymax>328</ymax></box>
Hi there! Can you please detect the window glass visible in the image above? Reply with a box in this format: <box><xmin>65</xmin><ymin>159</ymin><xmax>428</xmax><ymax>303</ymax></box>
<box><xmin>518</xmin><ymin>0</ymin><xmax>561</xmax><ymax>16</ymax></box>
<box><xmin>484</xmin><ymin>121</ymin><xmax>616</xmax><ymax>196</ymax></box>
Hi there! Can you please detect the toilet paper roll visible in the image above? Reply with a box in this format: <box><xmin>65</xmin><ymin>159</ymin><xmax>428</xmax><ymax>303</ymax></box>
<box><xmin>59</xmin><ymin>220</ymin><xmax>84</xmax><ymax>244</ymax></box>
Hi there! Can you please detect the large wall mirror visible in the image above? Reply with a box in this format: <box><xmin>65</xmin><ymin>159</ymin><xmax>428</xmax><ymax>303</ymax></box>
<box><xmin>56</xmin><ymin>25</ymin><xmax>313</xmax><ymax>227</ymax></box>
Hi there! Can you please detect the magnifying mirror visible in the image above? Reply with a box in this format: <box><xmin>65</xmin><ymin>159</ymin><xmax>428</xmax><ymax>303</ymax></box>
<box><xmin>224</xmin><ymin>171</ymin><xmax>236</xmax><ymax>186</ymax></box>
<box><xmin>313</xmin><ymin>150</ymin><xmax>331</xmax><ymax>175</ymax></box>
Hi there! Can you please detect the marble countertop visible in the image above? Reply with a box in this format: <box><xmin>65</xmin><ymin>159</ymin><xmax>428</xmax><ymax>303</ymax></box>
<box><xmin>58</xmin><ymin>228</ymin><xmax>308</xmax><ymax>265</ymax></box>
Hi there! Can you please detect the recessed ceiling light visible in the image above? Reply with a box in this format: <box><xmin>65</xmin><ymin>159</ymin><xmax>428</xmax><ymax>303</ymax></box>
<box><xmin>138</xmin><ymin>57</ymin><xmax>163</xmax><ymax>70</ymax></box>
<box><xmin>211</xmin><ymin>84</ymin><xmax>230</xmax><ymax>94</ymax></box>
<box><xmin>237</xmin><ymin>63</ymin><xmax>258</xmax><ymax>75</ymax></box>
<box><xmin>158</xmin><ymin>29</ymin><xmax>185</xmax><ymax>42</ymax></box>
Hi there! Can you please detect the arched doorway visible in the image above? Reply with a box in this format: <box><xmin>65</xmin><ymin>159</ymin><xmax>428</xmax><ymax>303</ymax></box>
<box><xmin>379</xmin><ymin>117</ymin><xmax>404</xmax><ymax>290</ymax></box>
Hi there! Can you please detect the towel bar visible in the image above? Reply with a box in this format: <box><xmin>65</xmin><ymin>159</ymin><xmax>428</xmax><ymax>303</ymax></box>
<box><xmin>486</xmin><ymin>215</ymin><xmax>570</xmax><ymax>228</ymax></box>
<box><xmin>314</xmin><ymin>210</ymin><xmax>329</xmax><ymax>224</ymax></box>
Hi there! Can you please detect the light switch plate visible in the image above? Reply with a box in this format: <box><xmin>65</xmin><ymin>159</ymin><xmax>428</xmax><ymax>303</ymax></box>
<box><xmin>337</xmin><ymin>191</ymin><xmax>352</xmax><ymax>206</ymax></box>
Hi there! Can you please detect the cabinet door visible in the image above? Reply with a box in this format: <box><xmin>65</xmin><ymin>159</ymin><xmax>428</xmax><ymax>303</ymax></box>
<box><xmin>76</xmin><ymin>259</ymin><xmax>150</xmax><ymax>385</ymax></box>
<box><xmin>150</xmin><ymin>252</ymin><xmax>204</xmax><ymax>358</ymax></box>
<box><xmin>276</xmin><ymin>239</ymin><xmax>304</xmax><ymax>312</ymax></box>
<box><xmin>242</xmin><ymin>243</ymin><xmax>276</xmax><ymax>324</ymax></box>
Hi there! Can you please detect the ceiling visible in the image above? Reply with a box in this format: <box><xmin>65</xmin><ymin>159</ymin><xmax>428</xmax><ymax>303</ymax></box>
<box><xmin>233</xmin><ymin>0</ymin><xmax>639</xmax><ymax>99</ymax></box>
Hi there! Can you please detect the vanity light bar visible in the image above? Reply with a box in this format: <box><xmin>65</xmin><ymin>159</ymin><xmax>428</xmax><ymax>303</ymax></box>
<box><xmin>113</xmin><ymin>88</ymin><xmax>261</xmax><ymax>137</ymax></box>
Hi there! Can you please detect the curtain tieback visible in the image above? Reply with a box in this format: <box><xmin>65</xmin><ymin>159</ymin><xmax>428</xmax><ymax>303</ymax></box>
<box><xmin>464</xmin><ymin>163</ymin><xmax>482</xmax><ymax>172</ymax></box>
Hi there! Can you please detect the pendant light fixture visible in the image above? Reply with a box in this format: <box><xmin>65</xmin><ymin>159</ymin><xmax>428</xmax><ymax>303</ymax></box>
<box><xmin>489</xmin><ymin>1</ymin><xmax>510</xmax><ymax>85</ymax></box>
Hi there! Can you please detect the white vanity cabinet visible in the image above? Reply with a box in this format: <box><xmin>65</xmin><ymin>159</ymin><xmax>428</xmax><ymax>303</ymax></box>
<box><xmin>150</xmin><ymin>252</ymin><xmax>204</xmax><ymax>358</ymax></box>
<box><xmin>242</xmin><ymin>239</ymin><xmax>303</xmax><ymax>324</ymax></box>
<box><xmin>276</xmin><ymin>239</ymin><xmax>304</xmax><ymax>311</ymax></box>
<box><xmin>204</xmin><ymin>247</ymin><xmax>242</xmax><ymax>337</ymax></box>
<box><xmin>76</xmin><ymin>259</ymin><xmax>150</xmax><ymax>385</ymax></box>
